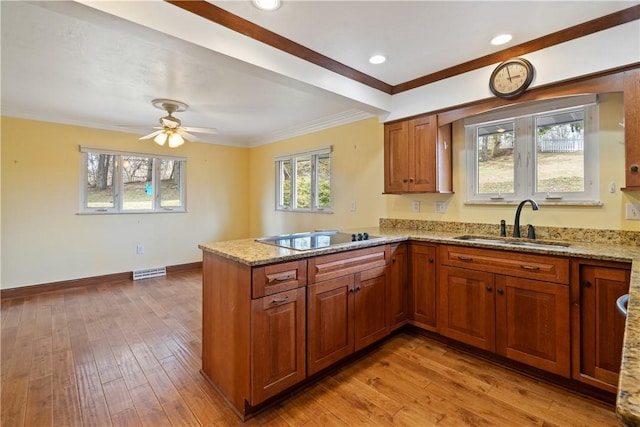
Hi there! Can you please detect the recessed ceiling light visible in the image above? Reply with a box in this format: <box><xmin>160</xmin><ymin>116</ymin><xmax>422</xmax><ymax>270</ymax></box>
<box><xmin>369</xmin><ymin>55</ymin><xmax>386</xmax><ymax>65</ymax></box>
<box><xmin>252</xmin><ymin>0</ymin><xmax>281</xmax><ymax>11</ymax></box>
<box><xmin>491</xmin><ymin>34</ymin><xmax>512</xmax><ymax>46</ymax></box>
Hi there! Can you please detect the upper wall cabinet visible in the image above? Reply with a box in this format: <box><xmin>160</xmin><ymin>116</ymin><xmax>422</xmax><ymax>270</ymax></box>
<box><xmin>384</xmin><ymin>114</ymin><xmax>453</xmax><ymax>194</ymax></box>
<box><xmin>623</xmin><ymin>69</ymin><xmax>640</xmax><ymax>191</ymax></box>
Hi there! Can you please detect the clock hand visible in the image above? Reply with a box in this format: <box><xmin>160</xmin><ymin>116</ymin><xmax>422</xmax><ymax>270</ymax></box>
<box><xmin>506</xmin><ymin>66</ymin><xmax>513</xmax><ymax>82</ymax></box>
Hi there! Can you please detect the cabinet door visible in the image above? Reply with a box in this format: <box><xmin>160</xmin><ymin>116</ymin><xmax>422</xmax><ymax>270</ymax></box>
<box><xmin>495</xmin><ymin>275</ymin><xmax>570</xmax><ymax>377</ymax></box>
<box><xmin>410</xmin><ymin>243</ymin><xmax>437</xmax><ymax>331</ymax></box>
<box><xmin>354</xmin><ymin>266</ymin><xmax>388</xmax><ymax>351</ymax></box>
<box><xmin>251</xmin><ymin>287</ymin><xmax>306</xmax><ymax>404</ymax></box>
<box><xmin>575</xmin><ymin>264</ymin><xmax>630</xmax><ymax>391</ymax></box>
<box><xmin>307</xmin><ymin>275</ymin><xmax>355</xmax><ymax>375</ymax></box>
<box><xmin>438</xmin><ymin>266</ymin><xmax>495</xmax><ymax>351</ymax></box>
<box><xmin>409</xmin><ymin>115</ymin><xmax>437</xmax><ymax>192</ymax></box>
<box><xmin>384</xmin><ymin>121</ymin><xmax>409</xmax><ymax>193</ymax></box>
<box><xmin>624</xmin><ymin>69</ymin><xmax>640</xmax><ymax>190</ymax></box>
<box><xmin>388</xmin><ymin>244</ymin><xmax>408</xmax><ymax>330</ymax></box>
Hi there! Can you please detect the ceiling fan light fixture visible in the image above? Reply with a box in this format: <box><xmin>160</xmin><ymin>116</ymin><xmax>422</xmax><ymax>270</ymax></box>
<box><xmin>154</xmin><ymin>132</ymin><xmax>168</xmax><ymax>146</ymax></box>
<box><xmin>252</xmin><ymin>0</ymin><xmax>281</xmax><ymax>11</ymax></box>
<box><xmin>490</xmin><ymin>34</ymin><xmax>512</xmax><ymax>45</ymax></box>
<box><xmin>168</xmin><ymin>132</ymin><xmax>185</xmax><ymax>148</ymax></box>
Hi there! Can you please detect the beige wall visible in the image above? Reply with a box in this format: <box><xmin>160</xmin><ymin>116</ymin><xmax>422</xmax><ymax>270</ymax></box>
<box><xmin>249</xmin><ymin>94</ymin><xmax>639</xmax><ymax>237</ymax></box>
<box><xmin>2</xmin><ymin>94</ymin><xmax>639</xmax><ymax>289</ymax></box>
<box><xmin>248</xmin><ymin>118</ymin><xmax>386</xmax><ymax>237</ymax></box>
<box><xmin>1</xmin><ymin>117</ymin><xmax>249</xmax><ymax>288</ymax></box>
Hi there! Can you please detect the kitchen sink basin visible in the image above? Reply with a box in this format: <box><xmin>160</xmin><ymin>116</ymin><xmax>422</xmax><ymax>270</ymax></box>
<box><xmin>453</xmin><ymin>235</ymin><xmax>571</xmax><ymax>249</ymax></box>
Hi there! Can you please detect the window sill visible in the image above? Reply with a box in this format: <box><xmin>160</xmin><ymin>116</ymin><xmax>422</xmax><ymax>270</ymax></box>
<box><xmin>275</xmin><ymin>208</ymin><xmax>334</xmax><ymax>214</ymax></box>
<box><xmin>464</xmin><ymin>200</ymin><xmax>603</xmax><ymax>207</ymax></box>
<box><xmin>77</xmin><ymin>209</ymin><xmax>187</xmax><ymax>215</ymax></box>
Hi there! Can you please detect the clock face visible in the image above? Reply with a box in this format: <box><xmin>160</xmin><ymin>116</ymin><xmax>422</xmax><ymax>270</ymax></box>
<box><xmin>489</xmin><ymin>58</ymin><xmax>534</xmax><ymax>99</ymax></box>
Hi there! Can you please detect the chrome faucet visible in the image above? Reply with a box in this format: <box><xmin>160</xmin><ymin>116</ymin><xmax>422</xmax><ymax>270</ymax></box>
<box><xmin>513</xmin><ymin>199</ymin><xmax>539</xmax><ymax>238</ymax></box>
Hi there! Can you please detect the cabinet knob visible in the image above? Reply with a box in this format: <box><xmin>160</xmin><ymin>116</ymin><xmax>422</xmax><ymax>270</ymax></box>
<box><xmin>349</xmin><ymin>288</ymin><xmax>355</xmax><ymax>293</ymax></box>
<box><xmin>486</xmin><ymin>286</ymin><xmax>493</xmax><ymax>292</ymax></box>
<box><xmin>631</xmin><ymin>164</ymin><xmax>639</xmax><ymax>172</ymax></box>
<box><xmin>582</xmin><ymin>280</ymin><xmax>591</xmax><ymax>288</ymax></box>
<box><xmin>497</xmin><ymin>289</ymin><xmax>504</xmax><ymax>295</ymax></box>
<box><xmin>355</xmin><ymin>286</ymin><xmax>362</xmax><ymax>292</ymax></box>
<box><xmin>403</xmin><ymin>179</ymin><xmax>408</xmax><ymax>183</ymax></box>
<box><xmin>392</xmin><ymin>258</ymin><xmax>396</xmax><ymax>263</ymax></box>
<box><xmin>429</xmin><ymin>258</ymin><xmax>434</xmax><ymax>263</ymax></box>
<box><xmin>409</xmin><ymin>177</ymin><xmax>414</xmax><ymax>183</ymax></box>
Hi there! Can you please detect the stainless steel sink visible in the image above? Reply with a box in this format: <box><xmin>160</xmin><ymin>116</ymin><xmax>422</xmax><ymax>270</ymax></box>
<box><xmin>453</xmin><ymin>235</ymin><xmax>571</xmax><ymax>249</ymax></box>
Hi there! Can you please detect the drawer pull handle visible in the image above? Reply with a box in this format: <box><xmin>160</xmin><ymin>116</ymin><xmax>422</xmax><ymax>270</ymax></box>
<box><xmin>273</xmin><ymin>275</ymin><xmax>293</xmax><ymax>282</ymax></box>
<box><xmin>457</xmin><ymin>256</ymin><xmax>473</xmax><ymax>262</ymax></box>
<box><xmin>271</xmin><ymin>296</ymin><xmax>290</xmax><ymax>304</ymax></box>
<box><xmin>520</xmin><ymin>265</ymin><xmax>540</xmax><ymax>271</ymax></box>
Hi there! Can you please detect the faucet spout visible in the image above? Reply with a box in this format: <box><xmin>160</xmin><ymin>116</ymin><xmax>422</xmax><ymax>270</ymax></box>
<box><xmin>513</xmin><ymin>199</ymin><xmax>539</xmax><ymax>238</ymax></box>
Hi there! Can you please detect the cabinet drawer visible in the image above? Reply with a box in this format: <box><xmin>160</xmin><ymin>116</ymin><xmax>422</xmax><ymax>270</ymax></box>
<box><xmin>308</xmin><ymin>245</ymin><xmax>389</xmax><ymax>283</ymax></box>
<box><xmin>440</xmin><ymin>245</ymin><xmax>569</xmax><ymax>284</ymax></box>
<box><xmin>252</xmin><ymin>260</ymin><xmax>307</xmax><ymax>298</ymax></box>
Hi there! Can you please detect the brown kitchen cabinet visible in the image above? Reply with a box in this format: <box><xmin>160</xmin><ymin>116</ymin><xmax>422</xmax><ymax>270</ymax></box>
<box><xmin>307</xmin><ymin>246</ymin><xmax>389</xmax><ymax>375</ymax></box>
<box><xmin>251</xmin><ymin>287</ymin><xmax>306</xmax><ymax>404</ymax></box>
<box><xmin>383</xmin><ymin>114</ymin><xmax>452</xmax><ymax>194</ymax></box>
<box><xmin>438</xmin><ymin>245</ymin><xmax>571</xmax><ymax>377</ymax></box>
<box><xmin>571</xmin><ymin>260</ymin><xmax>631</xmax><ymax>392</ymax></box>
<box><xmin>623</xmin><ymin>68</ymin><xmax>640</xmax><ymax>190</ymax></box>
<box><xmin>409</xmin><ymin>242</ymin><xmax>438</xmax><ymax>331</ymax></box>
<box><xmin>388</xmin><ymin>243</ymin><xmax>409</xmax><ymax>330</ymax></box>
<box><xmin>201</xmin><ymin>254</ymin><xmax>307</xmax><ymax>419</ymax></box>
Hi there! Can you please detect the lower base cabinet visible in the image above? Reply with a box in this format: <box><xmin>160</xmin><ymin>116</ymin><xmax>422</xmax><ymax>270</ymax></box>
<box><xmin>409</xmin><ymin>243</ymin><xmax>437</xmax><ymax>331</ymax></box>
<box><xmin>438</xmin><ymin>246</ymin><xmax>571</xmax><ymax>378</ymax></box>
<box><xmin>307</xmin><ymin>266</ymin><xmax>388</xmax><ymax>376</ymax></box>
<box><xmin>251</xmin><ymin>287</ymin><xmax>306</xmax><ymax>404</ymax></box>
<box><xmin>572</xmin><ymin>260</ymin><xmax>631</xmax><ymax>392</ymax></box>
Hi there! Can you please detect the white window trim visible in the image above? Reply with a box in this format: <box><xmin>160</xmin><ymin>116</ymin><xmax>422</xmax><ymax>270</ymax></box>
<box><xmin>275</xmin><ymin>146</ymin><xmax>333</xmax><ymax>213</ymax></box>
<box><xmin>464</xmin><ymin>96</ymin><xmax>601</xmax><ymax>206</ymax></box>
<box><xmin>79</xmin><ymin>146</ymin><xmax>187</xmax><ymax>214</ymax></box>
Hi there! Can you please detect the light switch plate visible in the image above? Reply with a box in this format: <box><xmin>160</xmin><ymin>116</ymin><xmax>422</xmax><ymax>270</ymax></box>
<box><xmin>412</xmin><ymin>201</ymin><xmax>420</xmax><ymax>213</ymax></box>
<box><xmin>435</xmin><ymin>201</ymin><xmax>446</xmax><ymax>213</ymax></box>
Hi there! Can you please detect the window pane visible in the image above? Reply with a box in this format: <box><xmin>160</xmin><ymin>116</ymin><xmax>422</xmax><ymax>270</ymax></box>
<box><xmin>122</xmin><ymin>155</ymin><xmax>153</xmax><ymax>210</ymax></box>
<box><xmin>295</xmin><ymin>156</ymin><xmax>311</xmax><ymax>209</ymax></box>
<box><xmin>159</xmin><ymin>159</ymin><xmax>183</xmax><ymax>207</ymax></box>
<box><xmin>279</xmin><ymin>159</ymin><xmax>292</xmax><ymax>207</ymax></box>
<box><xmin>316</xmin><ymin>154</ymin><xmax>331</xmax><ymax>208</ymax></box>
<box><xmin>536</xmin><ymin>111</ymin><xmax>584</xmax><ymax>193</ymax></box>
<box><xmin>86</xmin><ymin>153</ymin><xmax>115</xmax><ymax>208</ymax></box>
<box><xmin>476</xmin><ymin>122</ymin><xmax>514</xmax><ymax>194</ymax></box>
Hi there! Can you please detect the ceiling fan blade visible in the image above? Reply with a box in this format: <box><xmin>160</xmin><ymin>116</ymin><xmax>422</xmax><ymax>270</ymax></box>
<box><xmin>139</xmin><ymin>130</ymin><xmax>163</xmax><ymax>140</ymax></box>
<box><xmin>178</xmin><ymin>129</ymin><xmax>199</xmax><ymax>141</ymax></box>
<box><xmin>183</xmin><ymin>126</ymin><xmax>218</xmax><ymax>134</ymax></box>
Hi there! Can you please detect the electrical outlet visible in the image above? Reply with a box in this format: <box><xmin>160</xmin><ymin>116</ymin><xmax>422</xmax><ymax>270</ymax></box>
<box><xmin>411</xmin><ymin>201</ymin><xmax>420</xmax><ymax>213</ymax></box>
<box><xmin>350</xmin><ymin>200</ymin><xmax>357</xmax><ymax>212</ymax></box>
<box><xmin>435</xmin><ymin>201</ymin><xmax>446</xmax><ymax>213</ymax></box>
<box><xmin>626</xmin><ymin>203</ymin><xmax>640</xmax><ymax>220</ymax></box>
<box><xmin>136</xmin><ymin>244</ymin><xmax>144</xmax><ymax>254</ymax></box>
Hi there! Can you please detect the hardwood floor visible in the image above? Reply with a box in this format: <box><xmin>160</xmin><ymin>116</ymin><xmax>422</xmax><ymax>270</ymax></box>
<box><xmin>1</xmin><ymin>270</ymin><xmax>618</xmax><ymax>426</ymax></box>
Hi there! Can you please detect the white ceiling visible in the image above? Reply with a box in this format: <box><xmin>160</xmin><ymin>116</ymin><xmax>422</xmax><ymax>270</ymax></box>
<box><xmin>1</xmin><ymin>1</ymin><xmax>637</xmax><ymax>147</ymax></box>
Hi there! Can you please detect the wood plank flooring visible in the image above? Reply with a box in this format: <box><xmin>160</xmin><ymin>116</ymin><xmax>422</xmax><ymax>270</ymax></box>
<box><xmin>1</xmin><ymin>270</ymin><xmax>618</xmax><ymax>426</ymax></box>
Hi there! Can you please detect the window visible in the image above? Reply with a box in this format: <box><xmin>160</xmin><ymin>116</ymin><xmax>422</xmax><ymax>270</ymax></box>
<box><xmin>465</xmin><ymin>95</ymin><xmax>599</xmax><ymax>204</ymax></box>
<box><xmin>276</xmin><ymin>147</ymin><xmax>332</xmax><ymax>212</ymax></box>
<box><xmin>80</xmin><ymin>147</ymin><xmax>186</xmax><ymax>214</ymax></box>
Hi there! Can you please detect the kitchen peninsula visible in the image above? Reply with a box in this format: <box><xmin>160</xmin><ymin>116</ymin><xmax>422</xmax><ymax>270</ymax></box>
<box><xmin>200</xmin><ymin>220</ymin><xmax>640</xmax><ymax>424</ymax></box>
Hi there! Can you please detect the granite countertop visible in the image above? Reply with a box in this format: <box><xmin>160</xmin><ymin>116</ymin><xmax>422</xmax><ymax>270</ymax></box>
<box><xmin>199</xmin><ymin>221</ymin><xmax>640</xmax><ymax>426</ymax></box>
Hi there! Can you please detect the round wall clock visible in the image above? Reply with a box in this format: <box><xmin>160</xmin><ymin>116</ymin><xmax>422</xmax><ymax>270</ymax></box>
<box><xmin>489</xmin><ymin>58</ymin><xmax>535</xmax><ymax>99</ymax></box>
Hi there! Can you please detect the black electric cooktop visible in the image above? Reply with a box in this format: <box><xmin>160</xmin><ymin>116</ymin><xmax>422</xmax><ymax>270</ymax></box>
<box><xmin>256</xmin><ymin>230</ymin><xmax>379</xmax><ymax>251</ymax></box>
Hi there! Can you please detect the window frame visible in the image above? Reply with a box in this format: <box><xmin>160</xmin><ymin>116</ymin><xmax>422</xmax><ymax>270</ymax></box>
<box><xmin>464</xmin><ymin>95</ymin><xmax>600</xmax><ymax>205</ymax></box>
<box><xmin>275</xmin><ymin>146</ymin><xmax>333</xmax><ymax>213</ymax></box>
<box><xmin>79</xmin><ymin>146</ymin><xmax>187</xmax><ymax>214</ymax></box>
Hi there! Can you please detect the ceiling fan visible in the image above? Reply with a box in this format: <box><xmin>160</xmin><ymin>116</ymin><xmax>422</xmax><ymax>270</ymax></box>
<box><xmin>139</xmin><ymin>99</ymin><xmax>217</xmax><ymax>147</ymax></box>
